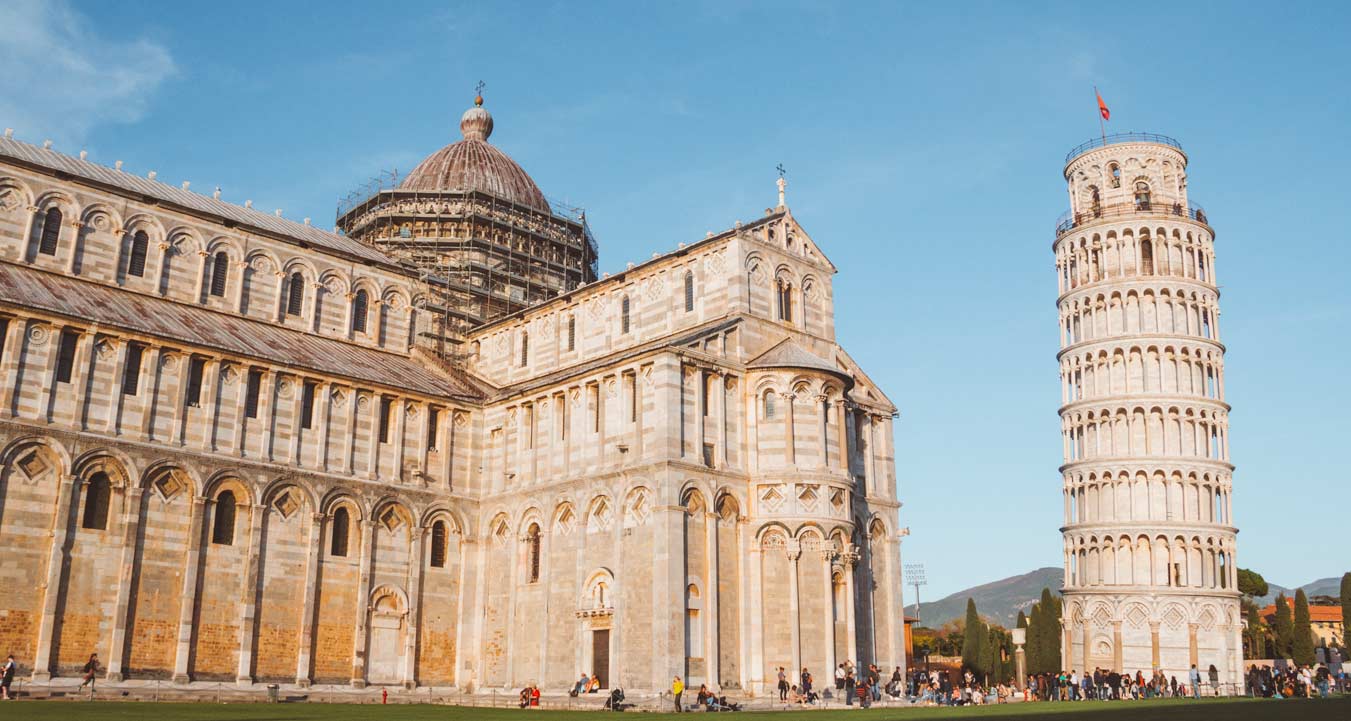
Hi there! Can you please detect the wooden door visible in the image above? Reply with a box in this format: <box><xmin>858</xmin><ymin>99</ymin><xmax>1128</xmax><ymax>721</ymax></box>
<box><xmin>592</xmin><ymin>629</ymin><xmax>611</xmax><ymax>689</ymax></box>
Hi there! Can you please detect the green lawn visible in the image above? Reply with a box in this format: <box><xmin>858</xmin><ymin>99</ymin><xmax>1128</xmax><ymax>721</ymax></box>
<box><xmin>2</xmin><ymin>697</ymin><xmax>1347</xmax><ymax>721</ymax></box>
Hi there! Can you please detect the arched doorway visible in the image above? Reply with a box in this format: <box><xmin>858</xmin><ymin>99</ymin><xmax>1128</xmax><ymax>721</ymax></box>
<box><xmin>366</xmin><ymin>586</ymin><xmax>407</xmax><ymax>685</ymax></box>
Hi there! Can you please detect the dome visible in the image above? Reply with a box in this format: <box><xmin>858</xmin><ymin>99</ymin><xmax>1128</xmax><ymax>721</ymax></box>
<box><xmin>398</xmin><ymin>96</ymin><xmax>550</xmax><ymax>212</ymax></box>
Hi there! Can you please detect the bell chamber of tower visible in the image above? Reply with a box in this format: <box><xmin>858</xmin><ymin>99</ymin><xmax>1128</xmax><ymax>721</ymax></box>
<box><xmin>1053</xmin><ymin>133</ymin><xmax>1242</xmax><ymax>687</ymax></box>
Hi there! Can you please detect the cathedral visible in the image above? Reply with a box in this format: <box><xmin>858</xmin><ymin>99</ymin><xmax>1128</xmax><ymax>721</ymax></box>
<box><xmin>0</xmin><ymin>96</ymin><xmax>904</xmax><ymax>695</ymax></box>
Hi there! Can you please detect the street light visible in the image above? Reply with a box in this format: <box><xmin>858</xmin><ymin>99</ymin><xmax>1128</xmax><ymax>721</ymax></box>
<box><xmin>903</xmin><ymin>563</ymin><xmax>926</xmax><ymax>629</ymax></box>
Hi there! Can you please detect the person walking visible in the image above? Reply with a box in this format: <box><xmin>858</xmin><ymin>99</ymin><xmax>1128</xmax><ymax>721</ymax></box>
<box><xmin>0</xmin><ymin>655</ymin><xmax>15</xmax><ymax>700</ymax></box>
<box><xmin>1208</xmin><ymin>664</ymin><xmax>1219</xmax><ymax>696</ymax></box>
<box><xmin>1188</xmin><ymin>664</ymin><xmax>1202</xmax><ymax>699</ymax></box>
<box><xmin>672</xmin><ymin>675</ymin><xmax>685</xmax><ymax>712</ymax></box>
<box><xmin>79</xmin><ymin>654</ymin><xmax>100</xmax><ymax>689</ymax></box>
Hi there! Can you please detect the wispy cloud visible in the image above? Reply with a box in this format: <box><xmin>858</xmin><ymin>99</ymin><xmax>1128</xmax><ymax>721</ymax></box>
<box><xmin>0</xmin><ymin>0</ymin><xmax>175</xmax><ymax>145</ymax></box>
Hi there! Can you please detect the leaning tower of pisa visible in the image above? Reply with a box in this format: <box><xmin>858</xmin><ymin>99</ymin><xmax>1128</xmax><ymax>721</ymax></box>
<box><xmin>1054</xmin><ymin>133</ymin><xmax>1242</xmax><ymax>687</ymax></box>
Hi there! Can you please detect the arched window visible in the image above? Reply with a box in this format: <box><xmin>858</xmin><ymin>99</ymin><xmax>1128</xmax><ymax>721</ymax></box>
<box><xmin>81</xmin><ymin>472</ymin><xmax>111</xmax><ymax>530</ymax></box>
<box><xmin>526</xmin><ymin>523</ymin><xmax>542</xmax><ymax>583</ymax></box>
<box><xmin>1198</xmin><ymin>256</ymin><xmax>1208</xmax><ymax>282</ymax></box>
<box><xmin>209</xmin><ymin>251</ymin><xmax>229</xmax><ymax>297</ymax></box>
<box><xmin>350</xmin><ymin>289</ymin><xmax>369</xmax><ymax>333</ymax></box>
<box><xmin>777</xmin><ymin>280</ymin><xmax>792</xmax><ymax>322</ymax></box>
<box><xmin>620</xmin><ymin>296</ymin><xmax>631</xmax><ymax>334</ymax></box>
<box><xmin>430</xmin><ymin>519</ymin><xmax>448</xmax><ymax>568</ymax></box>
<box><xmin>763</xmin><ymin>390</ymin><xmax>776</xmax><ymax>419</ymax></box>
<box><xmin>286</xmin><ymin>272</ymin><xmax>305</xmax><ymax>316</ymax></box>
<box><xmin>683</xmin><ymin>271</ymin><xmax>694</xmax><ymax>313</ymax></box>
<box><xmin>801</xmin><ymin>285</ymin><xmax>810</xmax><ymax>327</ymax></box>
<box><xmin>1134</xmin><ymin>181</ymin><xmax>1151</xmax><ymax>210</ymax></box>
<box><xmin>1140</xmin><ymin>239</ymin><xmax>1154</xmax><ymax>276</ymax></box>
<box><xmin>127</xmin><ymin>230</ymin><xmax>149</xmax><ymax>277</ymax></box>
<box><xmin>566</xmin><ymin>315</ymin><xmax>576</xmax><ymax>351</ymax></box>
<box><xmin>1108</xmin><ymin>163</ymin><xmax>1121</xmax><ymax>188</ymax></box>
<box><xmin>212</xmin><ymin>490</ymin><xmax>237</xmax><ymax>545</ymax></box>
<box><xmin>37</xmin><ymin>207</ymin><xmax>62</xmax><ymax>255</ymax></box>
<box><xmin>520</xmin><ymin>330</ymin><xmax>529</xmax><ymax>367</ymax></box>
<box><xmin>330</xmin><ymin>506</ymin><xmax>351</xmax><ymax>557</ymax></box>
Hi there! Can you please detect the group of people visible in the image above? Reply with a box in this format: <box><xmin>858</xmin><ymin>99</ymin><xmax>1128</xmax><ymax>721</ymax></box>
<box><xmin>567</xmin><ymin>672</ymin><xmax>603</xmax><ymax>696</ymax></box>
<box><xmin>1245</xmin><ymin>663</ymin><xmax>1343</xmax><ymax>699</ymax></box>
<box><xmin>1024</xmin><ymin>666</ymin><xmax>1210</xmax><ymax>701</ymax></box>
<box><xmin>670</xmin><ymin>675</ymin><xmax>740</xmax><ymax>712</ymax></box>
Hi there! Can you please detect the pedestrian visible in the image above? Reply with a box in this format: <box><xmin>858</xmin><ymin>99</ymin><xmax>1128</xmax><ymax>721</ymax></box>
<box><xmin>672</xmin><ymin>675</ymin><xmax>684</xmax><ymax>712</ymax></box>
<box><xmin>79</xmin><ymin>653</ymin><xmax>100</xmax><ymax>689</ymax></box>
<box><xmin>844</xmin><ymin>667</ymin><xmax>856</xmax><ymax>706</ymax></box>
<box><xmin>835</xmin><ymin>663</ymin><xmax>845</xmax><ymax>692</ymax></box>
<box><xmin>1208</xmin><ymin>664</ymin><xmax>1219</xmax><ymax>696</ymax></box>
<box><xmin>777</xmin><ymin>666</ymin><xmax>788</xmax><ymax>701</ymax></box>
<box><xmin>1188</xmin><ymin>664</ymin><xmax>1201</xmax><ymax>699</ymax></box>
<box><xmin>0</xmin><ymin>655</ymin><xmax>14</xmax><ymax>700</ymax></box>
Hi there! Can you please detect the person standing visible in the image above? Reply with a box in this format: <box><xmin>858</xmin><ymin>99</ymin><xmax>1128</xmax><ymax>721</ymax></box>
<box><xmin>777</xmin><ymin>667</ymin><xmax>788</xmax><ymax>701</ymax></box>
<box><xmin>0</xmin><ymin>655</ymin><xmax>15</xmax><ymax>700</ymax></box>
<box><xmin>1188</xmin><ymin>664</ymin><xmax>1202</xmax><ymax>699</ymax></box>
<box><xmin>844</xmin><ymin>666</ymin><xmax>856</xmax><ymax>706</ymax></box>
<box><xmin>672</xmin><ymin>675</ymin><xmax>685</xmax><ymax>712</ymax></box>
<box><xmin>835</xmin><ymin>663</ymin><xmax>845</xmax><ymax>693</ymax></box>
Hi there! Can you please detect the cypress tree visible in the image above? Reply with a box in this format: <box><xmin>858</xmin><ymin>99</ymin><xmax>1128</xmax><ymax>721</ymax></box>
<box><xmin>983</xmin><ymin>625</ymin><xmax>1001</xmax><ymax>684</ymax></box>
<box><xmin>1041</xmin><ymin>588</ymin><xmax>1063</xmax><ymax>671</ymax></box>
<box><xmin>1341</xmin><ymin>573</ymin><xmax>1350</xmax><ymax>655</ymax></box>
<box><xmin>1292</xmin><ymin>589</ymin><xmax>1315</xmax><ymax>665</ymax></box>
<box><xmin>962</xmin><ymin>598</ymin><xmax>984</xmax><ymax>672</ymax></box>
<box><xmin>1272</xmin><ymin>593</ymin><xmax>1293</xmax><ymax>659</ymax></box>
<box><xmin>1244</xmin><ymin>604</ymin><xmax>1263</xmax><ymax>658</ymax></box>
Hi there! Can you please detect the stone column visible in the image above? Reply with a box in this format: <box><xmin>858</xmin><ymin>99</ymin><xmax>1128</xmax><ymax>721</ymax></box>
<box><xmin>272</xmin><ymin>270</ymin><xmax>287</xmax><ymax>322</ymax></box>
<box><xmin>315</xmin><ymin>381</ymin><xmax>332</xmax><ymax>471</ymax></box>
<box><xmin>342</xmin><ymin>389</ymin><xmax>358</xmax><ymax>474</ymax></box>
<box><xmin>258</xmin><ymin>371</ymin><xmax>276</xmax><ymax>461</ymax></box>
<box><xmin>193</xmin><ymin>250</ymin><xmax>210</xmax><ymax>302</ymax></box>
<box><xmin>152</xmin><ymin>242</ymin><xmax>170</xmax><ymax>297</ymax></box>
<box><xmin>0</xmin><ymin>319</ymin><xmax>29</xmax><ymax>417</ymax></box>
<box><xmin>172</xmin><ymin>496</ymin><xmax>208</xmax><ymax>684</ymax></box>
<box><xmin>718</xmin><ymin>375</ymin><xmax>730</xmax><ymax>468</ymax></box>
<box><xmin>821</xmin><ymin>551</ymin><xmax>835</xmax><ymax>684</ymax></box>
<box><xmin>1188</xmin><ymin>623</ymin><xmax>1199</xmax><ymax>668</ymax></box>
<box><xmin>391</xmin><ymin>398</ymin><xmax>407</xmax><ymax>482</ymax></box>
<box><xmin>65</xmin><ymin>329</ymin><xmax>95</xmax><ymax>428</ymax></box>
<box><xmin>138</xmin><ymin>346</ymin><xmax>163</xmax><ymax>441</ymax></box>
<box><xmin>231</xmin><ymin>260</ymin><xmax>248</xmax><ymax>313</ymax></box>
<box><xmin>235</xmin><ymin>504</ymin><xmax>267</xmax><ymax>686</ymax></box>
<box><xmin>842</xmin><ymin>552</ymin><xmax>858</xmax><ymax>667</ymax></box>
<box><xmin>287</xmin><ymin>378</ymin><xmax>304</xmax><ymax>465</ymax></box>
<box><xmin>404</xmin><ymin>524</ymin><xmax>424</xmax><ymax>689</ymax></box>
<box><xmin>106</xmin><ymin>486</ymin><xmax>145</xmax><ymax>681</ymax></box>
<box><xmin>705</xmin><ymin>511</ymin><xmax>720</xmax><ymax>689</ymax></box>
<box><xmin>350</xmin><ymin>519</ymin><xmax>376</xmax><ymax>687</ymax></box>
<box><xmin>31</xmin><ymin>474</ymin><xmax>77</xmax><ymax>681</ymax></box>
<box><xmin>295</xmin><ymin>512</ymin><xmax>323</xmax><ymax>687</ymax></box>
<box><xmin>747</xmin><ymin>542</ymin><xmax>764</xmax><ymax>693</ymax></box>
<box><xmin>1079</xmin><ymin>625</ymin><xmax>1088</xmax><ymax>674</ymax></box>
<box><xmin>105</xmin><ymin>340</ymin><xmax>129</xmax><ymax>435</ymax></box>
<box><xmin>367</xmin><ymin>395</ymin><xmax>382</xmax><ymax>479</ymax></box>
<box><xmin>1112</xmin><ymin>621</ymin><xmax>1123</xmax><ymax>673</ymax></box>
<box><xmin>787</xmin><ymin>544</ymin><xmax>802</xmax><ymax>676</ymax></box>
<box><xmin>782</xmin><ymin>392</ymin><xmax>795</xmax><ymax>466</ymax></box>
<box><xmin>1150</xmin><ymin>622</ymin><xmax>1161</xmax><ymax>670</ymax></box>
<box><xmin>39</xmin><ymin>324</ymin><xmax>69</xmax><ymax>423</ymax></box>
<box><xmin>199</xmin><ymin>359</ymin><xmax>221</xmax><ymax>451</ymax></box>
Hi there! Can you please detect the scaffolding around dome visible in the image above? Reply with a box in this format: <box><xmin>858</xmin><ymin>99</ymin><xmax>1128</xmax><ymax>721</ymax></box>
<box><xmin>336</xmin><ymin>167</ymin><xmax>599</xmax><ymax>354</ymax></box>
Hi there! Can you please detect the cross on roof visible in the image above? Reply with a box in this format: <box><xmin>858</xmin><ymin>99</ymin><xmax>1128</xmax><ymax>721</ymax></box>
<box><xmin>777</xmin><ymin>163</ymin><xmax>786</xmax><ymax>179</ymax></box>
<box><xmin>475</xmin><ymin>80</ymin><xmax>486</xmax><ymax>96</ymax></box>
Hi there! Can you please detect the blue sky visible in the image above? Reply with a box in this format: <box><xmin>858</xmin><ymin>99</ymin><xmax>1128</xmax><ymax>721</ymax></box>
<box><xmin>2</xmin><ymin>0</ymin><xmax>1347</xmax><ymax>600</ymax></box>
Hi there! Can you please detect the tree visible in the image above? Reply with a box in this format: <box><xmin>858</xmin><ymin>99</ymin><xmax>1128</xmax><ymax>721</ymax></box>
<box><xmin>1272</xmin><ymin>593</ymin><xmax>1293</xmax><ymax>659</ymax></box>
<box><xmin>1244</xmin><ymin>604</ymin><xmax>1266</xmax><ymax>658</ymax></box>
<box><xmin>962</xmin><ymin>598</ymin><xmax>986</xmax><ymax>673</ymax></box>
<box><xmin>1292</xmin><ymin>590</ymin><xmax>1315</xmax><ymax>665</ymax></box>
<box><xmin>1041</xmin><ymin>588</ymin><xmax>1063</xmax><ymax>672</ymax></box>
<box><xmin>983</xmin><ymin>625</ymin><xmax>1001</xmax><ymax>684</ymax></box>
<box><xmin>1342</xmin><ymin>573</ymin><xmax>1350</xmax><ymax>655</ymax></box>
<box><xmin>1017</xmin><ymin>610</ymin><xmax>1028</xmax><ymax>630</ymax></box>
<box><xmin>1237</xmin><ymin>568</ymin><xmax>1269</xmax><ymax>599</ymax></box>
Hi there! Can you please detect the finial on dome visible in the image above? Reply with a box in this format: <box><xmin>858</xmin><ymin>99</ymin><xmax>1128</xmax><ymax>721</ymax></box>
<box><xmin>461</xmin><ymin>80</ymin><xmax>494</xmax><ymax>141</ymax></box>
<box><xmin>776</xmin><ymin>163</ymin><xmax>787</xmax><ymax>208</ymax></box>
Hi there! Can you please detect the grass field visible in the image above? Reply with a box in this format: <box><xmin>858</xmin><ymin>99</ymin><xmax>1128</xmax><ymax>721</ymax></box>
<box><xmin>3</xmin><ymin>697</ymin><xmax>1347</xmax><ymax>721</ymax></box>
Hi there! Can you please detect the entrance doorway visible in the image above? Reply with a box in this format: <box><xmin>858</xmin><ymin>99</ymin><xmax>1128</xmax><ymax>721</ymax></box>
<box><xmin>592</xmin><ymin>629</ymin><xmax>611</xmax><ymax>689</ymax></box>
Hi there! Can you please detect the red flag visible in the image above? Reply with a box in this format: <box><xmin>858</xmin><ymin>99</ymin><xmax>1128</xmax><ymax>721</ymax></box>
<box><xmin>1097</xmin><ymin>91</ymin><xmax>1111</xmax><ymax>121</ymax></box>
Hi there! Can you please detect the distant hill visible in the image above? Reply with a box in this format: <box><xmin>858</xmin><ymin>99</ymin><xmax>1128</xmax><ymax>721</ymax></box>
<box><xmin>905</xmin><ymin>567</ymin><xmax>1063</xmax><ymax>629</ymax></box>
<box><xmin>1256</xmin><ymin>577</ymin><xmax>1345</xmax><ymax>606</ymax></box>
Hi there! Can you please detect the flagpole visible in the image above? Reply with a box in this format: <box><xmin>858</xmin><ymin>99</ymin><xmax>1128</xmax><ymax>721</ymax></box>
<box><xmin>1095</xmin><ymin>85</ymin><xmax>1106</xmax><ymax>143</ymax></box>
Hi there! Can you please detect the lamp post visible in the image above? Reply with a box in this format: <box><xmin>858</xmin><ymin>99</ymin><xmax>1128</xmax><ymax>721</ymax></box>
<box><xmin>1011</xmin><ymin>628</ymin><xmax>1027</xmax><ymax>691</ymax></box>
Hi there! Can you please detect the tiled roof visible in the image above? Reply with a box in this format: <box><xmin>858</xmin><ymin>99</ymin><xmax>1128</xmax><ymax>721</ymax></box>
<box><xmin>747</xmin><ymin>337</ymin><xmax>850</xmax><ymax>383</ymax></box>
<box><xmin>1259</xmin><ymin>600</ymin><xmax>1343</xmax><ymax>623</ymax></box>
<box><xmin>0</xmin><ymin>135</ymin><xmax>396</xmax><ymax>267</ymax></box>
<box><xmin>0</xmin><ymin>262</ymin><xmax>483</xmax><ymax>401</ymax></box>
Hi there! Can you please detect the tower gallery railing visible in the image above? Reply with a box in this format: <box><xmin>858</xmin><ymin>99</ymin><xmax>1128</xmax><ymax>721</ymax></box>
<box><xmin>1065</xmin><ymin>132</ymin><xmax>1184</xmax><ymax>164</ymax></box>
<box><xmin>1055</xmin><ymin>199</ymin><xmax>1208</xmax><ymax>237</ymax></box>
